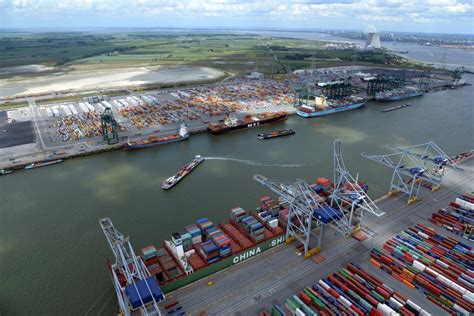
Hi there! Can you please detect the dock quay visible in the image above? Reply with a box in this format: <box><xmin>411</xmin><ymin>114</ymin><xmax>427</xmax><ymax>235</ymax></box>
<box><xmin>163</xmin><ymin>155</ymin><xmax>474</xmax><ymax>315</ymax></box>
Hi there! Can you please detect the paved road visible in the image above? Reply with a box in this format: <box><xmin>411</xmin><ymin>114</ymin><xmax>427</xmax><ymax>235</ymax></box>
<box><xmin>165</xmin><ymin>157</ymin><xmax>474</xmax><ymax>315</ymax></box>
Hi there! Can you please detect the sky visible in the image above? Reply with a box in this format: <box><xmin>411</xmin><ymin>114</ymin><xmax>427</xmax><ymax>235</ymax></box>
<box><xmin>0</xmin><ymin>0</ymin><xmax>473</xmax><ymax>34</ymax></box>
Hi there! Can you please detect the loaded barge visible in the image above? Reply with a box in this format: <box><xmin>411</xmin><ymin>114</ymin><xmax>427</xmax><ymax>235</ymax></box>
<box><xmin>24</xmin><ymin>159</ymin><xmax>63</xmax><ymax>170</ymax></box>
<box><xmin>207</xmin><ymin>112</ymin><xmax>288</xmax><ymax>134</ymax></box>
<box><xmin>103</xmin><ymin>176</ymin><xmax>347</xmax><ymax>294</ymax></box>
<box><xmin>381</xmin><ymin>103</ymin><xmax>412</xmax><ymax>113</ymax></box>
<box><xmin>162</xmin><ymin>155</ymin><xmax>204</xmax><ymax>190</ymax></box>
<box><xmin>257</xmin><ymin>129</ymin><xmax>295</xmax><ymax>140</ymax></box>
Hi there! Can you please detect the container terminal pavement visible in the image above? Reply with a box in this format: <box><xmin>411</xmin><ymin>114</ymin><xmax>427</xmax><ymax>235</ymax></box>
<box><xmin>163</xmin><ymin>156</ymin><xmax>474</xmax><ymax>315</ymax></box>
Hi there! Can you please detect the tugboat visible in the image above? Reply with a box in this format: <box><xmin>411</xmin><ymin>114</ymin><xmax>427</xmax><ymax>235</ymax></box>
<box><xmin>162</xmin><ymin>155</ymin><xmax>204</xmax><ymax>190</ymax></box>
<box><xmin>257</xmin><ymin>129</ymin><xmax>295</xmax><ymax>140</ymax></box>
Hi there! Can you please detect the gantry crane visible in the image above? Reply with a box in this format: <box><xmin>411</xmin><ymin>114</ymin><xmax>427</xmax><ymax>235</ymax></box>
<box><xmin>254</xmin><ymin>175</ymin><xmax>324</xmax><ymax>255</ymax></box>
<box><xmin>331</xmin><ymin>140</ymin><xmax>385</xmax><ymax>230</ymax></box>
<box><xmin>387</xmin><ymin>141</ymin><xmax>462</xmax><ymax>175</ymax></box>
<box><xmin>101</xmin><ymin>107</ymin><xmax>119</xmax><ymax>145</ymax></box>
<box><xmin>254</xmin><ymin>140</ymin><xmax>384</xmax><ymax>255</ymax></box>
<box><xmin>362</xmin><ymin>144</ymin><xmax>446</xmax><ymax>204</ymax></box>
<box><xmin>100</xmin><ymin>218</ymin><xmax>164</xmax><ymax>316</ymax></box>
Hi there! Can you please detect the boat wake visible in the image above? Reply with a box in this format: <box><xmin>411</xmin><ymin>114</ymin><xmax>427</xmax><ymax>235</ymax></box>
<box><xmin>203</xmin><ymin>156</ymin><xmax>315</xmax><ymax>168</ymax></box>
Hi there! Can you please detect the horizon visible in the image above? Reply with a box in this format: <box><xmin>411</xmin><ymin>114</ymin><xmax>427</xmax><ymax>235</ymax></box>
<box><xmin>0</xmin><ymin>0</ymin><xmax>473</xmax><ymax>35</ymax></box>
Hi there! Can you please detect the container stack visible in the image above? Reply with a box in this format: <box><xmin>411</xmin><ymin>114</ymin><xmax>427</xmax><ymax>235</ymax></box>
<box><xmin>208</xmin><ymin>229</ymin><xmax>232</xmax><ymax>257</ymax></box>
<box><xmin>180</xmin><ymin>233</ymin><xmax>193</xmax><ymax>252</ymax></box>
<box><xmin>142</xmin><ymin>245</ymin><xmax>165</xmax><ymax>282</ymax></box>
<box><xmin>185</xmin><ymin>224</ymin><xmax>202</xmax><ymax>245</ymax></box>
<box><xmin>431</xmin><ymin>195</ymin><xmax>474</xmax><ymax>241</ymax></box>
<box><xmin>260</xmin><ymin>197</ymin><xmax>282</xmax><ymax>216</ymax></box>
<box><xmin>221</xmin><ymin>223</ymin><xmax>254</xmax><ymax>249</ymax></box>
<box><xmin>197</xmin><ymin>240</ymin><xmax>220</xmax><ymax>264</ymax></box>
<box><xmin>369</xmin><ymin>224</ymin><xmax>474</xmax><ymax>315</ymax></box>
<box><xmin>241</xmin><ymin>216</ymin><xmax>266</xmax><ymax>242</ymax></box>
<box><xmin>157</xmin><ymin>248</ymin><xmax>181</xmax><ymax>279</ymax></box>
<box><xmin>196</xmin><ymin>218</ymin><xmax>214</xmax><ymax>233</ymax></box>
<box><xmin>262</xmin><ymin>263</ymin><xmax>430</xmax><ymax>316</ymax></box>
<box><xmin>315</xmin><ymin>177</ymin><xmax>333</xmax><ymax>196</ymax></box>
<box><xmin>279</xmin><ymin>209</ymin><xmax>290</xmax><ymax>227</ymax></box>
<box><xmin>230</xmin><ymin>207</ymin><xmax>247</xmax><ymax>223</ymax></box>
<box><xmin>184</xmin><ymin>250</ymin><xmax>206</xmax><ymax>271</ymax></box>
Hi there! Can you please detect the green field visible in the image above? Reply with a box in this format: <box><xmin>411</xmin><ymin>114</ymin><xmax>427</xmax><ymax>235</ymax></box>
<box><xmin>0</xmin><ymin>32</ymin><xmax>414</xmax><ymax>75</ymax></box>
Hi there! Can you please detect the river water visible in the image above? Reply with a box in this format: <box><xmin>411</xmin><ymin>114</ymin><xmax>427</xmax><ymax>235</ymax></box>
<box><xmin>1</xmin><ymin>39</ymin><xmax>473</xmax><ymax>315</ymax></box>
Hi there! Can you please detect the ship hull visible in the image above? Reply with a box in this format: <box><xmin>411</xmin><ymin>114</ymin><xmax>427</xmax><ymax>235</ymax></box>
<box><xmin>162</xmin><ymin>157</ymin><xmax>204</xmax><ymax>190</ymax></box>
<box><xmin>208</xmin><ymin>114</ymin><xmax>288</xmax><ymax>135</ymax></box>
<box><xmin>25</xmin><ymin>159</ymin><xmax>63</xmax><ymax>170</ymax></box>
<box><xmin>296</xmin><ymin>100</ymin><xmax>367</xmax><ymax>118</ymax></box>
<box><xmin>124</xmin><ymin>134</ymin><xmax>189</xmax><ymax>151</ymax></box>
<box><xmin>375</xmin><ymin>92</ymin><xmax>423</xmax><ymax>101</ymax></box>
<box><xmin>159</xmin><ymin>234</ymin><xmax>286</xmax><ymax>293</ymax></box>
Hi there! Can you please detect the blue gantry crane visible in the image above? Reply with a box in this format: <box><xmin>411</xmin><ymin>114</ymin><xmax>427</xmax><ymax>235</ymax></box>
<box><xmin>361</xmin><ymin>141</ymin><xmax>456</xmax><ymax>204</ymax></box>
<box><xmin>254</xmin><ymin>140</ymin><xmax>383</xmax><ymax>256</ymax></box>
<box><xmin>331</xmin><ymin>139</ymin><xmax>385</xmax><ymax>230</ymax></box>
<box><xmin>100</xmin><ymin>218</ymin><xmax>164</xmax><ymax>316</ymax></box>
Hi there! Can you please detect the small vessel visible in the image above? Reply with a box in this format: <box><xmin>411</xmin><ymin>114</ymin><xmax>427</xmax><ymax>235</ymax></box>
<box><xmin>257</xmin><ymin>129</ymin><xmax>295</xmax><ymax>140</ymax></box>
<box><xmin>162</xmin><ymin>155</ymin><xmax>204</xmax><ymax>190</ymax></box>
<box><xmin>207</xmin><ymin>112</ymin><xmax>288</xmax><ymax>135</ymax></box>
<box><xmin>381</xmin><ymin>103</ymin><xmax>412</xmax><ymax>113</ymax></box>
<box><xmin>124</xmin><ymin>124</ymin><xmax>189</xmax><ymax>150</ymax></box>
<box><xmin>296</xmin><ymin>96</ymin><xmax>367</xmax><ymax>118</ymax></box>
<box><xmin>375</xmin><ymin>87</ymin><xmax>423</xmax><ymax>101</ymax></box>
<box><xmin>25</xmin><ymin>159</ymin><xmax>63</xmax><ymax>170</ymax></box>
<box><xmin>0</xmin><ymin>168</ymin><xmax>14</xmax><ymax>176</ymax></box>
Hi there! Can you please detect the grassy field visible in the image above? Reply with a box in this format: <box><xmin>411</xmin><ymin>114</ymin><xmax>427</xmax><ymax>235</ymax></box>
<box><xmin>0</xmin><ymin>100</ymin><xmax>29</xmax><ymax>109</ymax></box>
<box><xmin>0</xmin><ymin>32</ymin><xmax>415</xmax><ymax>75</ymax></box>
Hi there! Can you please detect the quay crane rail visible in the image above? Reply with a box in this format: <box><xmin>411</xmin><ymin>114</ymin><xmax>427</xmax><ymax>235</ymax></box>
<box><xmin>362</xmin><ymin>142</ymin><xmax>456</xmax><ymax>204</ymax></box>
<box><xmin>100</xmin><ymin>218</ymin><xmax>164</xmax><ymax>316</ymax></box>
<box><xmin>331</xmin><ymin>139</ymin><xmax>385</xmax><ymax>230</ymax></box>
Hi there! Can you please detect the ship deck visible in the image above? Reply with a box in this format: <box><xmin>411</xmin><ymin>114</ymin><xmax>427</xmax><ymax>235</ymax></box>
<box><xmin>164</xmin><ymin>156</ymin><xmax>474</xmax><ymax>315</ymax></box>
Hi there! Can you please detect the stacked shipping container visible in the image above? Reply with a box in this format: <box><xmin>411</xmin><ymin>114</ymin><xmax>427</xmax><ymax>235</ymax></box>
<box><xmin>265</xmin><ymin>263</ymin><xmax>430</xmax><ymax>316</ymax></box>
<box><xmin>370</xmin><ymin>224</ymin><xmax>474</xmax><ymax>315</ymax></box>
<box><xmin>431</xmin><ymin>194</ymin><xmax>473</xmax><ymax>241</ymax></box>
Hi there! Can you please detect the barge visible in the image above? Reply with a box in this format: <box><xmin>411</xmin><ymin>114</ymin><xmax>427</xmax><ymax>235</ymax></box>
<box><xmin>257</xmin><ymin>129</ymin><xmax>295</xmax><ymax>140</ymax></box>
<box><xmin>381</xmin><ymin>103</ymin><xmax>412</xmax><ymax>113</ymax></box>
<box><xmin>24</xmin><ymin>159</ymin><xmax>63</xmax><ymax>170</ymax></box>
<box><xmin>162</xmin><ymin>155</ymin><xmax>204</xmax><ymax>190</ymax></box>
<box><xmin>124</xmin><ymin>124</ymin><xmax>189</xmax><ymax>150</ymax></box>
<box><xmin>296</xmin><ymin>96</ymin><xmax>367</xmax><ymax>118</ymax></box>
<box><xmin>207</xmin><ymin>112</ymin><xmax>288</xmax><ymax>135</ymax></box>
<box><xmin>0</xmin><ymin>168</ymin><xmax>14</xmax><ymax>176</ymax></box>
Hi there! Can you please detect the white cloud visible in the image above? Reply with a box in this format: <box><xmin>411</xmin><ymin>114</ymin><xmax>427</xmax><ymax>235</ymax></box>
<box><xmin>0</xmin><ymin>0</ymin><xmax>472</xmax><ymax>31</ymax></box>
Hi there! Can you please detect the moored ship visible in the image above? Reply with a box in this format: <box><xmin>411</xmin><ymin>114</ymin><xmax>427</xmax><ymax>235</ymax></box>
<box><xmin>296</xmin><ymin>96</ymin><xmax>367</xmax><ymax>118</ymax></box>
<box><xmin>0</xmin><ymin>168</ymin><xmax>14</xmax><ymax>176</ymax></box>
<box><xmin>102</xmin><ymin>176</ymin><xmax>352</xmax><ymax>294</ymax></box>
<box><xmin>257</xmin><ymin>129</ymin><xmax>295</xmax><ymax>140</ymax></box>
<box><xmin>375</xmin><ymin>87</ymin><xmax>423</xmax><ymax>101</ymax></box>
<box><xmin>124</xmin><ymin>124</ymin><xmax>189</xmax><ymax>150</ymax></box>
<box><xmin>162</xmin><ymin>155</ymin><xmax>204</xmax><ymax>190</ymax></box>
<box><xmin>207</xmin><ymin>112</ymin><xmax>288</xmax><ymax>135</ymax></box>
<box><xmin>25</xmin><ymin>159</ymin><xmax>63</xmax><ymax>170</ymax></box>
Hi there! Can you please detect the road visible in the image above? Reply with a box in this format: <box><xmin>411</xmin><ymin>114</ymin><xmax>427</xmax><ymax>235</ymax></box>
<box><xmin>165</xmin><ymin>157</ymin><xmax>474</xmax><ymax>315</ymax></box>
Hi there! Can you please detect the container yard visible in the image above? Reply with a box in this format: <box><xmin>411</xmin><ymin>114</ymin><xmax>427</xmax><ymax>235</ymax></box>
<box><xmin>159</xmin><ymin>154</ymin><xmax>473</xmax><ymax>315</ymax></box>
<box><xmin>261</xmin><ymin>263</ymin><xmax>432</xmax><ymax>316</ymax></box>
<box><xmin>370</xmin><ymin>224</ymin><xmax>473</xmax><ymax>315</ymax></box>
<box><xmin>430</xmin><ymin>194</ymin><xmax>474</xmax><ymax>241</ymax></box>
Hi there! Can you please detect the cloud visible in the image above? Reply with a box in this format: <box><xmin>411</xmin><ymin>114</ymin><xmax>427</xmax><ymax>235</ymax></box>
<box><xmin>0</xmin><ymin>0</ymin><xmax>472</xmax><ymax>31</ymax></box>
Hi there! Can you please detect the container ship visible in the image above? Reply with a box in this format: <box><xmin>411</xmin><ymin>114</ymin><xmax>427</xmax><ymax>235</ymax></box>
<box><xmin>296</xmin><ymin>96</ymin><xmax>367</xmax><ymax>118</ymax></box>
<box><xmin>124</xmin><ymin>124</ymin><xmax>189</xmax><ymax>150</ymax></box>
<box><xmin>24</xmin><ymin>159</ymin><xmax>63</xmax><ymax>170</ymax></box>
<box><xmin>375</xmin><ymin>87</ymin><xmax>423</xmax><ymax>101</ymax></box>
<box><xmin>162</xmin><ymin>155</ymin><xmax>204</xmax><ymax>190</ymax></box>
<box><xmin>207</xmin><ymin>112</ymin><xmax>288</xmax><ymax>135</ymax></box>
<box><xmin>257</xmin><ymin>129</ymin><xmax>295</xmax><ymax>140</ymax></box>
<box><xmin>105</xmin><ymin>176</ymin><xmax>357</xmax><ymax>294</ymax></box>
